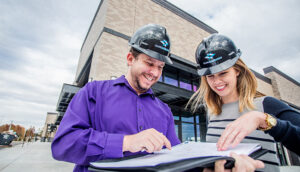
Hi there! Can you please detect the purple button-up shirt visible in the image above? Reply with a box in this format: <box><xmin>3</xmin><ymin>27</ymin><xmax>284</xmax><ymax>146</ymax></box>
<box><xmin>51</xmin><ymin>75</ymin><xmax>180</xmax><ymax>171</ymax></box>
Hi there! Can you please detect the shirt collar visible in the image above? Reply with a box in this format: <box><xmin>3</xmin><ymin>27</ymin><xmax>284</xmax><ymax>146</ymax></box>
<box><xmin>113</xmin><ymin>75</ymin><xmax>155</xmax><ymax>99</ymax></box>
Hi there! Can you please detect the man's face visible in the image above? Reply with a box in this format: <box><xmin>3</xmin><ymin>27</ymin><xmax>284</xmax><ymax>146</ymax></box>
<box><xmin>126</xmin><ymin>53</ymin><xmax>165</xmax><ymax>95</ymax></box>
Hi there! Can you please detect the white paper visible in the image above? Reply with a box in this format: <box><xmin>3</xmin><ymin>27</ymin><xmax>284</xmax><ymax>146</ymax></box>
<box><xmin>90</xmin><ymin>142</ymin><xmax>261</xmax><ymax>168</ymax></box>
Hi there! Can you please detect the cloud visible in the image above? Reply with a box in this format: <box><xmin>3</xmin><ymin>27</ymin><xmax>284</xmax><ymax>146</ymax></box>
<box><xmin>0</xmin><ymin>0</ymin><xmax>299</xmax><ymax>130</ymax></box>
<box><xmin>0</xmin><ymin>0</ymin><xmax>99</xmax><ymax>129</ymax></box>
<box><xmin>169</xmin><ymin>0</ymin><xmax>300</xmax><ymax>82</ymax></box>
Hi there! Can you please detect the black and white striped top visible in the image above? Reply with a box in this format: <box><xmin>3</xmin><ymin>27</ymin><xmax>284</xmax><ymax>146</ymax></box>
<box><xmin>206</xmin><ymin>96</ymin><xmax>280</xmax><ymax>172</ymax></box>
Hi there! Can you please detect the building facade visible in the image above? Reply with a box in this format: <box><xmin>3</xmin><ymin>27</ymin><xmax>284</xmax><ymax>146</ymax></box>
<box><xmin>53</xmin><ymin>0</ymin><xmax>299</xmax><ymax>166</ymax></box>
<box><xmin>41</xmin><ymin>112</ymin><xmax>58</xmax><ymax>142</ymax></box>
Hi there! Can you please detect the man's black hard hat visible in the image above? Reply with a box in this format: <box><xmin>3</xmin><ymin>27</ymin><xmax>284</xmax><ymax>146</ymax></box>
<box><xmin>195</xmin><ymin>34</ymin><xmax>241</xmax><ymax>76</ymax></box>
<box><xmin>129</xmin><ymin>24</ymin><xmax>173</xmax><ymax>64</ymax></box>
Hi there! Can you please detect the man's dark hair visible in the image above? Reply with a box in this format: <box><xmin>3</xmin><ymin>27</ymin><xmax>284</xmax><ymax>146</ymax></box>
<box><xmin>130</xmin><ymin>48</ymin><xmax>141</xmax><ymax>59</ymax></box>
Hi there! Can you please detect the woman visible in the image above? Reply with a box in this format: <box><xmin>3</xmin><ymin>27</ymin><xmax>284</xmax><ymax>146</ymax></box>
<box><xmin>188</xmin><ymin>34</ymin><xmax>300</xmax><ymax>172</ymax></box>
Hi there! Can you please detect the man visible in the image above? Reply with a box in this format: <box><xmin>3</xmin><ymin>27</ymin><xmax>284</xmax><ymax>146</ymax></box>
<box><xmin>51</xmin><ymin>24</ymin><xmax>181</xmax><ymax>172</ymax></box>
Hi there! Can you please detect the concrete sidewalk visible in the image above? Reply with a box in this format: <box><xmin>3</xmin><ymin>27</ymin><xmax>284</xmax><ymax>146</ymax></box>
<box><xmin>0</xmin><ymin>142</ymin><xmax>74</xmax><ymax>172</ymax></box>
<box><xmin>1</xmin><ymin>141</ymin><xmax>299</xmax><ymax>172</ymax></box>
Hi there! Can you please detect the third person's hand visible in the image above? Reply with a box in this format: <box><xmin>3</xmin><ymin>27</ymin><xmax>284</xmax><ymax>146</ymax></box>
<box><xmin>217</xmin><ymin>111</ymin><xmax>266</xmax><ymax>151</ymax></box>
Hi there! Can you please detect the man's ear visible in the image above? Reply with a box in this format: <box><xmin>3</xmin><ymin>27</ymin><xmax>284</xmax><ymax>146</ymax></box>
<box><xmin>127</xmin><ymin>52</ymin><xmax>135</xmax><ymax>66</ymax></box>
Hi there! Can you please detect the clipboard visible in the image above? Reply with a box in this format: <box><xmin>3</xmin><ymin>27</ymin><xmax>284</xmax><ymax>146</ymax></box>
<box><xmin>88</xmin><ymin>143</ymin><xmax>268</xmax><ymax>172</ymax></box>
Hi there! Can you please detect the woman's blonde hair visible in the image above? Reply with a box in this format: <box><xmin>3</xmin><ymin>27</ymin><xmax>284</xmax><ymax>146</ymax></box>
<box><xmin>187</xmin><ymin>58</ymin><xmax>263</xmax><ymax>115</ymax></box>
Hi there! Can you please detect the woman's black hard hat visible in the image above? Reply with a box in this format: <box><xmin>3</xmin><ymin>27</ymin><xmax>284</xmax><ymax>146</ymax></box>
<box><xmin>195</xmin><ymin>34</ymin><xmax>241</xmax><ymax>76</ymax></box>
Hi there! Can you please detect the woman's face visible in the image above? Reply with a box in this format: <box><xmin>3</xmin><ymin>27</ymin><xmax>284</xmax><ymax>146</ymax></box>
<box><xmin>206</xmin><ymin>67</ymin><xmax>240</xmax><ymax>103</ymax></box>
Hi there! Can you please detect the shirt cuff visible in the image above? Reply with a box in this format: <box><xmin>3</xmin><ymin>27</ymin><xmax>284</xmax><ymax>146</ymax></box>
<box><xmin>267</xmin><ymin>118</ymin><xmax>286</xmax><ymax>141</ymax></box>
<box><xmin>104</xmin><ymin>133</ymin><xmax>125</xmax><ymax>159</ymax></box>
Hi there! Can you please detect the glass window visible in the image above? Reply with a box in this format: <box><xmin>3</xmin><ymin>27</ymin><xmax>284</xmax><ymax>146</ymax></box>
<box><xmin>182</xmin><ymin>123</ymin><xmax>195</xmax><ymax>142</ymax></box>
<box><xmin>164</xmin><ymin>71</ymin><xmax>178</xmax><ymax>87</ymax></box>
<box><xmin>181</xmin><ymin>116</ymin><xmax>194</xmax><ymax>123</ymax></box>
<box><xmin>175</xmin><ymin>123</ymin><xmax>179</xmax><ymax>140</ymax></box>
<box><xmin>179</xmin><ymin>81</ymin><xmax>192</xmax><ymax>91</ymax></box>
<box><xmin>158</xmin><ymin>75</ymin><xmax>163</xmax><ymax>82</ymax></box>
<box><xmin>196</xmin><ymin>124</ymin><xmax>200</xmax><ymax>142</ymax></box>
<box><xmin>193</xmin><ymin>85</ymin><xmax>198</xmax><ymax>92</ymax></box>
<box><xmin>192</xmin><ymin>80</ymin><xmax>200</xmax><ymax>92</ymax></box>
<box><xmin>173</xmin><ymin>115</ymin><xmax>179</xmax><ymax>120</ymax></box>
<box><xmin>179</xmin><ymin>73</ymin><xmax>192</xmax><ymax>91</ymax></box>
<box><xmin>195</xmin><ymin>115</ymin><xmax>199</xmax><ymax>124</ymax></box>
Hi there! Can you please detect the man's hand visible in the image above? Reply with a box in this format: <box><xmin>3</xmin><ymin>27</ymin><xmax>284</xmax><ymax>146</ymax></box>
<box><xmin>204</xmin><ymin>153</ymin><xmax>264</xmax><ymax>172</ymax></box>
<box><xmin>122</xmin><ymin>128</ymin><xmax>171</xmax><ymax>153</ymax></box>
<box><xmin>230</xmin><ymin>153</ymin><xmax>264</xmax><ymax>172</ymax></box>
<box><xmin>203</xmin><ymin>160</ymin><xmax>231</xmax><ymax>172</ymax></box>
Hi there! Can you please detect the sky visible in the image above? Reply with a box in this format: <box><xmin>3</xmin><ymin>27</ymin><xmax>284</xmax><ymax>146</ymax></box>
<box><xmin>0</xmin><ymin>0</ymin><xmax>299</xmax><ymax>130</ymax></box>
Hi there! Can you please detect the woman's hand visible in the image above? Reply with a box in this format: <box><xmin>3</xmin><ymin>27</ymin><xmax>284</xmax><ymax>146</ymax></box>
<box><xmin>217</xmin><ymin>111</ymin><xmax>267</xmax><ymax>151</ymax></box>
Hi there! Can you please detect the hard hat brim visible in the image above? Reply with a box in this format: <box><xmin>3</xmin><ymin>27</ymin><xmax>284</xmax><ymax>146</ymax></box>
<box><xmin>197</xmin><ymin>56</ymin><xmax>239</xmax><ymax>76</ymax></box>
<box><xmin>132</xmin><ymin>45</ymin><xmax>173</xmax><ymax>65</ymax></box>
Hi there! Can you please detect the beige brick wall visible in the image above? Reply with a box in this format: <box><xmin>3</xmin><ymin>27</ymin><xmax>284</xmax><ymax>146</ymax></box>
<box><xmin>265</xmin><ymin>72</ymin><xmax>281</xmax><ymax>99</ymax></box>
<box><xmin>89</xmin><ymin>32</ymin><xmax>129</xmax><ymax>81</ymax></box>
<box><xmin>104</xmin><ymin>0</ymin><xmax>211</xmax><ymax>63</ymax></box>
<box><xmin>84</xmin><ymin>0</ymin><xmax>213</xmax><ymax>81</ymax></box>
<box><xmin>105</xmin><ymin>0</ymin><xmax>136</xmax><ymax>37</ymax></box>
<box><xmin>266</xmin><ymin>72</ymin><xmax>300</xmax><ymax>107</ymax></box>
<box><xmin>41</xmin><ymin>113</ymin><xmax>57</xmax><ymax>138</ymax></box>
<box><xmin>256</xmin><ymin>78</ymin><xmax>274</xmax><ymax>97</ymax></box>
<box><xmin>75</xmin><ymin>0</ymin><xmax>109</xmax><ymax>81</ymax></box>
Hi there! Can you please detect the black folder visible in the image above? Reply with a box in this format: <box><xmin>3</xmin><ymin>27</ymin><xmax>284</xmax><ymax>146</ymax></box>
<box><xmin>88</xmin><ymin>148</ymin><xmax>268</xmax><ymax>172</ymax></box>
